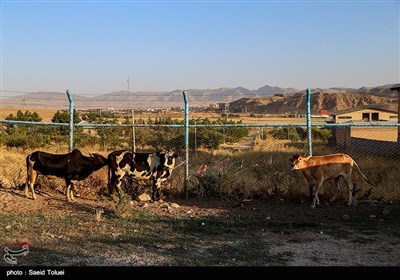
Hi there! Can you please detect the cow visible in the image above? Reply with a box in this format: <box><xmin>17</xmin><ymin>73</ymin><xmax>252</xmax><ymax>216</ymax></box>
<box><xmin>107</xmin><ymin>150</ymin><xmax>177</xmax><ymax>201</ymax></box>
<box><xmin>25</xmin><ymin>149</ymin><xmax>108</xmax><ymax>201</ymax></box>
<box><xmin>289</xmin><ymin>153</ymin><xmax>376</xmax><ymax>208</ymax></box>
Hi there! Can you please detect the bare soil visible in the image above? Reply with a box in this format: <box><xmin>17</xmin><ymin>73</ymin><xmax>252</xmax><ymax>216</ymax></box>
<box><xmin>0</xmin><ymin>186</ymin><xmax>399</xmax><ymax>267</ymax></box>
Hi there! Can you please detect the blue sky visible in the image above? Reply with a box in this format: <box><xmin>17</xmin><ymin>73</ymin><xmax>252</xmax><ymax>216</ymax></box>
<box><xmin>1</xmin><ymin>0</ymin><xmax>399</xmax><ymax>95</ymax></box>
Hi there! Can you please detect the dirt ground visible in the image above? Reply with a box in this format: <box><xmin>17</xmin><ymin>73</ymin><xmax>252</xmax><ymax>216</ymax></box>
<box><xmin>0</xmin><ymin>186</ymin><xmax>400</xmax><ymax>268</ymax></box>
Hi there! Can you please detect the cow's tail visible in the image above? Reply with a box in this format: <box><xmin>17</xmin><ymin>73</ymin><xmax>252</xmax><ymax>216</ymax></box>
<box><xmin>107</xmin><ymin>156</ymin><xmax>113</xmax><ymax>195</ymax></box>
<box><xmin>25</xmin><ymin>153</ymin><xmax>35</xmax><ymax>196</ymax></box>
<box><xmin>107</xmin><ymin>162</ymin><xmax>111</xmax><ymax>184</ymax></box>
<box><xmin>353</xmin><ymin>160</ymin><xmax>376</xmax><ymax>188</ymax></box>
<box><xmin>26</xmin><ymin>154</ymin><xmax>31</xmax><ymax>184</ymax></box>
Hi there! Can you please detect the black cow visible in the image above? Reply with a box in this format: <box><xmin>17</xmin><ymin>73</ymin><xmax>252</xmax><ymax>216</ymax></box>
<box><xmin>107</xmin><ymin>150</ymin><xmax>177</xmax><ymax>201</ymax></box>
<box><xmin>25</xmin><ymin>149</ymin><xmax>108</xmax><ymax>201</ymax></box>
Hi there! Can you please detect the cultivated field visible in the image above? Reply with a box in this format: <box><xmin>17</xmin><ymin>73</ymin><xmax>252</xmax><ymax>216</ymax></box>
<box><xmin>0</xmin><ymin>108</ymin><xmax>60</xmax><ymax>123</ymax></box>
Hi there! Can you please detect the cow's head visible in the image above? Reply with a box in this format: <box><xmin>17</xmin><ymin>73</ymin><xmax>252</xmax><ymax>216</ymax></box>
<box><xmin>160</xmin><ymin>149</ymin><xmax>177</xmax><ymax>169</ymax></box>
<box><xmin>89</xmin><ymin>153</ymin><xmax>108</xmax><ymax>169</ymax></box>
<box><xmin>289</xmin><ymin>153</ymin><xmax>308</xmax><ymax>170</ymax></box>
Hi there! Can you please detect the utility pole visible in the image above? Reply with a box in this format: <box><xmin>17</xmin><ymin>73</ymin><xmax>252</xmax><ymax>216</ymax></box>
<box><xmin>127</xmin><ymin>77</ymin><xmax>136</xmax><ymax>152</ymax></box>
<box><xmin>132</xmin><ymin>109</ymin><xmax>136</xmax><ymax>152</ymax></box>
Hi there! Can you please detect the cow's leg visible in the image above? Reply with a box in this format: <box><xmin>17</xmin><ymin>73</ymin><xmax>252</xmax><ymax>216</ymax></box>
<box><xmin>330</xmin><ymin>177</ymin><xmax>341</xmax><ymax>203</ymax></box>
<box><xmin>108</xmin><ymin>174</ymin><xmax>115</xmax><ymax>195</ymax></box>
<box><xmin>69</xmin><ymin>181</ymin><xmax>77</xmax><ymax>202</ymax></box>
<box><xmin>311</xmin><ymin>181</ymin><xmax>323</xmax><ymax>208</ymax></box>
<box><xmin>109</xmin><ymin>171</ymin><xmax>124</xmax><ymax>196</ymax></box>
<box><xmin>26</xmin><ymin>169</ymin><xmax>38</xmax><ymax>200</ymax></box>
<box><xmin>152</xmin><ymin>177</ymin><xmax>161</xmax><ymax>201</ymax></box>
<box><xmin>343</xmin><ymin>175</ymin><xmax>355</xmax><ymax>206</ymax></box>
<box><xmin>115</xmin><ymin>175</ymin><xmax>124</xmax><ymax>196</ymax></box>
<box><xmin>69</xmin><ymin>186</ymin><xmax>75</xmax><ymax>201</ymax></box>
<box><xmin>308</xmin><ymin>184</ymin><xmax>314</xmax><ymax>202</ymax></box>
<box><xmin>66</xmin><ymin>179</ymin><xmax>76</xmax><ymax>202</ymax></box>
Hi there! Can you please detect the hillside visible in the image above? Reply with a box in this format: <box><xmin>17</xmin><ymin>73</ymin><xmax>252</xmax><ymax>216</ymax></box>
<box><xmin>229</xmin><ymin>90</ymin><xmax>398</xmax><ymax>115</ymax></box>
<box><xmin>0</xmin><ymin>84</ymin><xmax>397</xmax><ymax>113</ymax></box>
<box><xmin>0</xmin><ymin>86</ymin><xmax>299</xmax><ymax>110</ymax></box>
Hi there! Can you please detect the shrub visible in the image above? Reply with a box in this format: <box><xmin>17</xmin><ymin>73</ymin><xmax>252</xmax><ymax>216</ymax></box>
<box><xmin>110</xmin><ymin>191</ymin><xmax>132</xmax><ymax>219</ymax></box>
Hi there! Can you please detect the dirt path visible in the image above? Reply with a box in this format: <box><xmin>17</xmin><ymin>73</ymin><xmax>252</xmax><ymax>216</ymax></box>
<box><xmin>220</xmin><ymin>131</ymin><xmax>257</xmax><ymax>151</ymax></box>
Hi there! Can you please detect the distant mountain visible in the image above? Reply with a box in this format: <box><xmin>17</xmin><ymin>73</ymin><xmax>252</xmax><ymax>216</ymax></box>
<box><xmin>254</xmin><ymin>85</ymin><xmax>299</xmax><ymax>96</ymax></box>
<box><xmin>229</xmin><ymin>85</ymin><xmax>398</xmax><ymax>115</ymax></box>
<box><xmin>0</xmin><ymin>91</ymin><xmax>92</xmax><ymax>109</ymax></box>
<box><xmin>349</xmin><ymin>84</ymin><xmax>398</xmax><ymax>98</ymax></box>
<box><xmin>0</xmin><ymin>84</ymin><xmax>397</xmax><ymax>113</ymax></box>
<box><xmin>0</xmin><ymin>85</ymin><xmax>300</xmax><ymax>109</ymax></box>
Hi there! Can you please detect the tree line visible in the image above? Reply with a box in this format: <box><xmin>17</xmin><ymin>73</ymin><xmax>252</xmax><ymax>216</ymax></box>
<box><xmin>1</xmin><ymin>110</ymin><xmax>251</xmax><ymax>152</ymax></box>
<box><xmin>1</xmin><ymin>110</ymin><xmax>332</xmax><ymax>152</ymax></box>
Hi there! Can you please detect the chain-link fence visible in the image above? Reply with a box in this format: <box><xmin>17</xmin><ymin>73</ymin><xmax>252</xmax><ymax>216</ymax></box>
<box><xmin>1</xmin><ymin>120</ymin><xmax>399</xmax><ymax>203</ymax></box>
<box><xmin>1</xmin><ymin>93</ymin><xmax>399</xmax><ymax>203</ymax></box>
<box><xmin>186</xmin><ymin>124</ymin><xmax>400</xmax><ymax>203</ymax></box>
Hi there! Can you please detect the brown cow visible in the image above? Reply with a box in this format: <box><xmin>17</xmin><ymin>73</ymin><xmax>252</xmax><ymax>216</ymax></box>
<box><xmin>289</xmin><ymin>153</ymin><xmax>376</xmax><ymax>208</ymax></box>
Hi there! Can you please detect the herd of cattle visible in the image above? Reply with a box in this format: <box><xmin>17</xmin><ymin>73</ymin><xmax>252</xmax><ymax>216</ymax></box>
<box><xmin>23</xmin><ymin>148</ymin><xmax>376</xmax><ymax>208</ymax></box>
<box><xmin>25</xmin><ymin>149</ymin><xmax>177</xmax><ymax>203</ymax></box>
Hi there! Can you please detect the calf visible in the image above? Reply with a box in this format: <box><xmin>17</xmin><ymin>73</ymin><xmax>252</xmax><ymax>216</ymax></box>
<box><xmin>289</xmin><ymin>153</ymin><xmax>376</xmax><ymax>208</ymax></box>
<box><xmin>107</xmin><ymin>150</ymin><xmax>177</xmax><ymax>201</ymax></box>
<box><xmin>26</xmin><ymin>149</ymin><xmax>108</xmax><ymax>201</ymax></box>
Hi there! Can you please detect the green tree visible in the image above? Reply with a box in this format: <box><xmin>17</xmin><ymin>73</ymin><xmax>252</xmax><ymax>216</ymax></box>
<box><xmin>6</xmin><ymin>110</ymin><xmax>42</xmax><ymax>122</ymax></box>
<box><xmin>51</xmin><ymin>110</ymin><xmax>81</xmax><ymax>123</ymax></box>
<box><xmin>50</xmin><ymin>110</ymin><xmax>81</xmax><ymax>136</ymax></box>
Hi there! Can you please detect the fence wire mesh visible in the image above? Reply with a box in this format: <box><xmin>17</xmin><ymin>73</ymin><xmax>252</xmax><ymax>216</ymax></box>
<box><xmin>1</xmin><ymin>108</ymin><xmax>399</xmax><ymax>204</ymax></box>
<box><xmin>0</xmin><ymin>89</ymin><xmax>400</xmax><ymax>201</ymax></box>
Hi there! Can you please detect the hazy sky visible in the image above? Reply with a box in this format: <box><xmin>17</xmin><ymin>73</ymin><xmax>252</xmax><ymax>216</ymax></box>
<box><xmin>1</xmin><ymin>0</ymin><xmax>399</xmax><ymax>95</ymax></box>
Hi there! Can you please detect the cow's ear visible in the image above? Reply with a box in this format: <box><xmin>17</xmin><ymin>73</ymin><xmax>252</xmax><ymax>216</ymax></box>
<box><xmin>299</xmin><ymin>154</ymin><xmax>308</xmax><ymax>161</ymax></box>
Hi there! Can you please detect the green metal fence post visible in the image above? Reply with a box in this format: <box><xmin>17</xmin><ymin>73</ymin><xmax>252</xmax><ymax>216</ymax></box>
<box><xmin>306</xmin><ymin>88</ymin><xmax>312</xmax><ymax>156</ymax></box>
<box><xmin>66</xmin><ymin>90</ymin><xmax>74</xmax><ymax>152</ymax></box>
<box><xmin>182</xmin><ymin>90</ymin><xmax>189</xmax><ymax>199</ymax></box>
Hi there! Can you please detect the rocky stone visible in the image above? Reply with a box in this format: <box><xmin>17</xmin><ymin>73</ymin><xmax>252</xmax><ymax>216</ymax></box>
<box><xmin>138</xmin><ymin>193</ymin><xmax>151</xmax><ymax>202</ymax></box>
<box><xmin>170</xmin><ymin>203</ymin><xmax>180</xmax><ymax>209</ymax></box>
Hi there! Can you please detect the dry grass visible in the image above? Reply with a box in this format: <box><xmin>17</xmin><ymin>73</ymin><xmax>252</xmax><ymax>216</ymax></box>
<box><xmin>351</xmin><ymin>127</ymin><xmax>398</xmax><ymax>142</ymax></box>
<box><xmin>1</xmin><ymin>118</ymin><xmax>399</xmax><ymax>202</ymax></box>
<box><xmin>1</xmin><ymin>140</ymin><xmax>399</xmax><ymax>202</ymax></box>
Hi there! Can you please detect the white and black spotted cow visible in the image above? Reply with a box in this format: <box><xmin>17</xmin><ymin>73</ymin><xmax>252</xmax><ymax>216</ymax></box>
<box><xmin>107</xmin><ymin>150</ymin><xmax>177</xmax><ymax>201</ymax></box>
